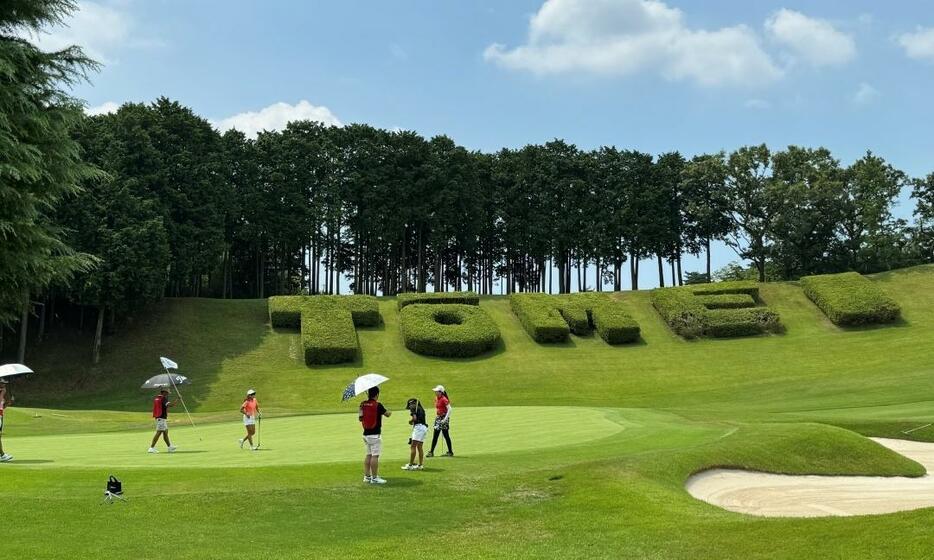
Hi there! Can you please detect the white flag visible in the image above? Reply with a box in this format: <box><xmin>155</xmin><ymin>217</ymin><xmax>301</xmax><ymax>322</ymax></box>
<box><xmin>160</xmin><ymin>357</ymin><xmax>179</xmax><ymax>370</ymax></box>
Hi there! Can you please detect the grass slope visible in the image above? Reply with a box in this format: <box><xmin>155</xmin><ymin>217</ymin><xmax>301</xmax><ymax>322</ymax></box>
<box><xmin>1</xmin><ymin>265</ymin><xmax>933</xmax><ymax>558</ymax></box>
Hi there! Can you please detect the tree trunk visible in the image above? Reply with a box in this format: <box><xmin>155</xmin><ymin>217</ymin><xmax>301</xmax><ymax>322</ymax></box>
<box><xmin>705</xmin><ymin>237</ymin><xmax>712</xmax><ymax>282</ymax></box>
<box><xmin>676</xmin><ymin>255</ymin><xmax>683</xmax><ymax>286</ymax></box>
<box><xmin>17</xmin><ymin>300</ymin><xmax>28</xmax><ymax>363</ymax></box>
<box><xmin>37</xmin><ymin>301</ymin><xmax>46</xmax><ymax>343</ymax></box>
<box><xmin>630</xmin><ymin>254</ymin><xmax>640</xmax><ymax>291</ymax></box>
<box><xmin>657</xmin><ymin>255</ymin><xmax>665</xmax><ymax>288</ymax></box>
<box><xmin>92</xmin><ymin>305</ymin><xmax>105</xmax><ymax>364</ymax></box>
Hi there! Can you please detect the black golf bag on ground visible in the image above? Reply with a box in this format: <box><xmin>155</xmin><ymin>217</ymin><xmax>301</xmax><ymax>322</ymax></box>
<box><xmin>102</xmin><ymin>475</ymin><xmax>126</xmax><ymax>504</ymax></box>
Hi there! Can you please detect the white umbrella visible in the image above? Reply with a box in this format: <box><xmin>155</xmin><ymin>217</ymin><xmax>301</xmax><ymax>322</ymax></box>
<box><xmin>0</xmin><ymin>363</ymin><xmax>34</xmax><ymax>382</ymax></box>
<box><xmin>341</xmin><ymin>373</ymin><xmax>389</xmax><ymax>402</ymax></box>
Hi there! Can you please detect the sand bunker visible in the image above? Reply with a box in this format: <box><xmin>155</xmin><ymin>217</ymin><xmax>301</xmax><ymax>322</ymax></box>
<box><xmin>686</xmin><ymin>438</ymin><xmax>934</xmax><ymax>517</ymax></box>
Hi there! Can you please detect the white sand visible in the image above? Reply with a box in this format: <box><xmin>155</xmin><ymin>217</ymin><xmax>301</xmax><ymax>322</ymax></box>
<box><xmin>685</xmin><ymin>438</ymin><xmax>934</xmax><ymax>517</ymax></box>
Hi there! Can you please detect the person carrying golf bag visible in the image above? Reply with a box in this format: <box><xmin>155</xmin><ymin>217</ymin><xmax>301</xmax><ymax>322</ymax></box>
<box><xmin>427</xmin><ymin>385</ymin><xmax>453</xmax><ymax>457</ymax></box>
<box><xmin>0</xmin><ymin>384</ymin><xmax>13</xmax><ymax>462</ymax></box>
<box><xmin>402</xmin><ymin>398</ymin><xmax>427</xmax><ymax>471</ymax></box>
<box><xmin>239</xmin><ymin>389</ymin><xmax>261</xmax><ymax>450</ymax></box>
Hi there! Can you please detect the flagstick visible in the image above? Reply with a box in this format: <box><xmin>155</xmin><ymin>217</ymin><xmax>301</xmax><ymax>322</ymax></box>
<box><xmin>164</xmin><ymin>365</ymin><xmax>200</xmax><ymax>439</ymax></box>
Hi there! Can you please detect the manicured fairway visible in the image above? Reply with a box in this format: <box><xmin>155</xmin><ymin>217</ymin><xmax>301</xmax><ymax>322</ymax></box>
<box><xmin>2</xmin><ymin>265</ymin><xmax>934</xmax><ymax>558</ymax></box>
<box><xmin>2</xmin><ymin>406</ymin><xmax>625</xmax><ymax>468</ymax></box>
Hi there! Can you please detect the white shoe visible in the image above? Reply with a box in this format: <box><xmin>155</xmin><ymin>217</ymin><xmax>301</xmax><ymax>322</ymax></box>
<box><xmin>239</xmin><ymin>439</ymin><xmax>245</xmax><ymax>449</ymax></box>
<box><xmin>363</xmin><ymin>475</ymin><xmax>372</xmax><ymax>483</ymax></box>
<box><xmin>401</xmin><ymin>464</ymin><xmax>413</xmax><ymax>470</ymax></box>
<box><xmin>412</xmin><ymin>464</ymin><xmax>424</xmax><ymax>470</ymax></box>
<box><xmin>147</xmin><ymin>448</ymin><xmax>158</xmax><ymax>454</ymax></box>
<box><xmin>251</xmin><ymin>446</ymin><xmax>259</xmax><ymax>451</ymax></box>
<box><xmin>0</xmin><ymin>454</ymin><xmax>12</xmax><ymax>462</ymax></box>
<box><xmin>167</xmin><ymin>446</ymin><xmax>177</xmax><ymax>453</ymax></box>
<box><xmin>370</xmin><ymin>476</ymin><xmax>387</xmax><ymax>485</ymax></box>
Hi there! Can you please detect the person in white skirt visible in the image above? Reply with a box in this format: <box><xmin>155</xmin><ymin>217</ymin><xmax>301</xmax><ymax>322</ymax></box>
<box><xmin>402</xmin><ymin>398</ymin><xmax>428</xmax><ymax>470</ymax></box>
<box><xmin>239</xmin><ymin>389</ymin><xmax>261</xmax><ymax>450</ymax></box>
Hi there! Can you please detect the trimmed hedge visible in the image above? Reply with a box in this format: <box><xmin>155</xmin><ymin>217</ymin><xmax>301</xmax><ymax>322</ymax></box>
<box><xmin>302</xmin><ymin>300</ymin><xmax>358</xmax><ymax>364</ymax></box>
<box><xmin>690</xmin><ymin>281</ymin><xmax>760</xmax><ymax>298</ymax></box>
<box><xmin>268</xmin><ymin>295</ymin><xmax>380</xmax><ymax>365</ymax></box>
<box><xmin>555</xmin><ymin>298</ymin><xmax>591</xmax><ymax>335</ymax></box>
<box><xmin>511</xmin><ymin>293</ymin><xmax>640</xmax><ymax>344</ymax></box>
<box><xmin>800</xmin><ymin>272</ymin><xmax>901</xmax><ymax>326</ymax></box>
<box><xmin>651</xmin><ymin>289</ymin><xmax>707</xmax><ymax>338</ymax></box>
<box><xmin>396</xmin><ymin>291</ymin><xmax>479</xmax><ymax>310</ymax></box>
<box><xmin>269</xmin><ymin>295</ymin><xmax>380</xmax><ymax>328</ymax></box>
<box><xmin>591</xmin><ymin>301</ymin><xmax>641</xmax><ymax>344</ymax></box>
<box><xmin>651</xmin><ymin>281</ymin><xmax>782</xmax><ymax>339</ymax></box>
<box><xmin>697</xmin><ymin>293</ymin><xmax>756</xmax><ymax>309</ymax></box>
<box><xmin>400</xmin><ymin>304</ymin><xmax>501</xmax><ymax>357</ymax></box>
<box><xmin>705</xmin><ymin>308</ymin><xmax>782</xmax><ymax>338</ymax></box>
<box><xmin>510</xmin><ymin>293</ymin><xmax>570</xmax><ymax>343</ymax></box>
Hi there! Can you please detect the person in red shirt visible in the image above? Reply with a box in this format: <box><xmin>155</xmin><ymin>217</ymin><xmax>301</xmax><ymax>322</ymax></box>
<box><xmin>0</xmin><ymin>384</ymin><xmax>13</xmax><ymax>462</ymax></box>
<box><xmin>239</xmin><ymin>389</ymin><xmax>261</xmax><ymax>450</ymax></box>
<box><xmin>148</xmin><ymin>388</ymin><xmax>176</xmax><ymax>453</ymax></box>
<box><xmin>359</xmin><ymin>386</ymin><xmax>392</xmax><ymax>484</ymax></box>
<box><xmin>427</xmin><ymin>384</ymin><xmax>453</xmax><ymax>458</ymax></box>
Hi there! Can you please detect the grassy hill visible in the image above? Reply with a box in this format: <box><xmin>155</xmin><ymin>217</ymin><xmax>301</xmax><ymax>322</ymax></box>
<box><xmin>17</xmin><ymin>264</ymin><xmax>934</xmax><ymax>431</ymax></box>
<box><xmin>3</xmin><ymin>265</ymin><xmax>934</xmax><ymax>558</ymax></box>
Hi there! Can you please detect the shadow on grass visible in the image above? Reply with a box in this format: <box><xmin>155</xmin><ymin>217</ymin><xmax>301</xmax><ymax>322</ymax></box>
<box><xmin>837</xmin><ymin>317</ymin><xmax>911</xmax><ymax>332</ymax></box>
<box><xmin>17</xmin><ymin>298</ymin><xmax>270</xmax><ymax>412</ymax></box>
<box><xmin>4</xmin><ymin>459</ymin><xmax>54</xmax><ymax>464</ymax></box>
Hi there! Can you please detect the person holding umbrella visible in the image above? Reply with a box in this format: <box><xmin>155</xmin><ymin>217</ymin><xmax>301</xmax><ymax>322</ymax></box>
<box><xmin>239</xmin><ymin>389</ymin><xmax>261</xmax><ymax>450</ymax></box>
<box><xmin>359</xmin><ymin>386</ymin><xmax>392</xmax><ymax>484</ymax></box>
<box><xmin>149</xmin><ymin>388</ymin><xmax>177</xmax><ymax>453</ymax></box>
<box><xmin>0</xmin><ymin>384</ymin><xmax>12</xmax><ymax>462</ymax></box>
<box><xmin>427</xmin><ymin>385</ymin><xmax>453</xmax><ymax>458</ymax></box>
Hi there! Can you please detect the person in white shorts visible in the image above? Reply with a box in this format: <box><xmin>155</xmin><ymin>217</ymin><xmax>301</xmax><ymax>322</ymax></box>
<box><xmin>149</xmin><ymin>388</ymin><xmax>177</xmax><ymax>453</ymax></box>
<box><xmin>239</xmin><ymin>389</ymin><xmax>261</xmax><ymax>450</ymax></box>
<box><xmin>0</xmin><ymin>384</ymin><xmax>13</xmax><ymax>462</ymax></box>
<box><xmin>402</xmin><ymin>397</ymin><xmax>428</xmax><ymax>471</ymax></box>
<box><xmin>359</xmin><ymin>386</ymin><xmax>392</xmax><ymax>484</ymax></box>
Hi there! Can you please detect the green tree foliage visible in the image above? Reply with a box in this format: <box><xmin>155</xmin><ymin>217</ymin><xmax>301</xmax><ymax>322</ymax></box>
<box><xmin>910</xmin><ymin>173</ymin><xmax>934</xmax><ymax>263</ymax></box>
<box><xmin>681</xmin><ymin>153</ymin><xmax>732</xmax><ymax>282</ymax></box>
<box><xmin>0</xmin><ymin>0</ymin><xmax>99</xmax><ymax>326</ymax></box>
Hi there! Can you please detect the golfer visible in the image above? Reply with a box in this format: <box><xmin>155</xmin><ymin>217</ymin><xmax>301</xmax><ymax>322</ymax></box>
<box><xmin>401</xmin><ymin>398</ymin><xmax>427</xmax><ymax>471</ymax></box>
<box><xmin>239</xmin><ymin>389</ymin><xmax>261</xmax><ymax>450</ymax></box>
<box><xmin>149</xmin><ymin>388</ymin><xmax>177</xmax><ymax>453</ymax></box>
<box><xmin>359</xmin><ymin>386</ymin><xmax>391</xmax><ymax>484</ymax></box>
<box><xmin>0</xmin><ymin>384</ymin><xmax>12</xmax><ymax>462</ymax></box>
<box><xmin>427</xmin><ymin>385</ymin><xmax>453</xmax><ymax>457</ymax></box>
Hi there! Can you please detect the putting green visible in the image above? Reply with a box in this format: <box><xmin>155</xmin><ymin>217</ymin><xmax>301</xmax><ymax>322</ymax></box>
<box><xmin>1</xmin><ymin>406</ymin><xmax>626</xmax><ymax>468</ymax></box>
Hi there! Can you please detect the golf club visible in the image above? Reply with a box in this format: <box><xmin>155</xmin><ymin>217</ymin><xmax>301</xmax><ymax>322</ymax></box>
<box><xmin>160</xmin><ymin>357</ymin><xmax>201</xmax><ymax>441</ymax></box>
<box><xmin>256</xmin><ymin>413</ymin><xmax>261</xmax><ymax>449</ymax></box>
<box><xmin>902</xmin><ymin>423</ymin><xmax>932</xmax><ymax>435</ymax></box>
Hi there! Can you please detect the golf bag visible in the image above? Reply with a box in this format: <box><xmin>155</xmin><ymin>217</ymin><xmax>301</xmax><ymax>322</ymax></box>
<box><xmin>107</xmin><ymin>475</ymin><xmax>122</xmax><ymax>495</ymax></box>
<box><xmin>102</xmin><ymin>475</ymin><xmax>126</xmax><ymax>504</ymax></box>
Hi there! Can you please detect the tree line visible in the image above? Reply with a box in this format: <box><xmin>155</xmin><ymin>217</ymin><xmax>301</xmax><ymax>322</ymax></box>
<box><xmin>3</xmin><ymin>1</ymin><xmax>934</xmax><ymax>362</ymax></box>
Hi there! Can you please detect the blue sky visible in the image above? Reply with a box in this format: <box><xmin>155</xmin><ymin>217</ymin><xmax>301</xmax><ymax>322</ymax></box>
<box><xmin>31</xmin><ymin>0</ymin><xmax>934</xmax><ymax>288</ymax></box>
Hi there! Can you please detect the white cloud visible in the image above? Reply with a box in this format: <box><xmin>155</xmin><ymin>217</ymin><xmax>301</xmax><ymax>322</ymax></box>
<box><xmin>851</xmin><ymin>82</ymin><xmax>879</xmax><ymax>106</ymax></box>
<box><xmin>213</xmin><ymin>101</ymin><xmax>342</xmax><ymax>138</ymax></box>
<box><xmin>483</xmin><ymin>0</ymin><xmax>783</xmax><ymax>88</ymax></box>
<box><xmin>744</xmin><ymin>99</ymin><xmax>771</xmax><ymax>110</ymax></box>
<box><xmin>85</xmin><ymin>101</ymin><xmax>120</xmax><ymax>116</ymax></box>
<box><xmin>765</xmin><ymin>9</ymin><xmax>856</xmax><ymax>67</ymax></box>
<box><xmin>390</xmin><ymin>43</ymin><xmax>408</xmax><ymax>60</ymax></box>
<box><xmin>19</xmin><ymin>1</ymin><xmax>134</xmax><ymax>64</ymax></box>
<box><xmin>897</xmin><ymin>27</ymin><xmax>934</xmax><ymax>62</ymax></box>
